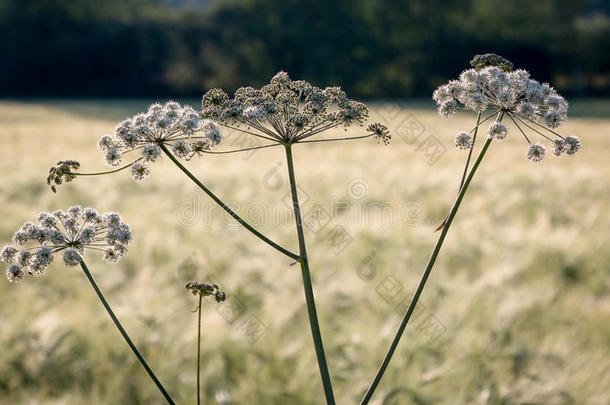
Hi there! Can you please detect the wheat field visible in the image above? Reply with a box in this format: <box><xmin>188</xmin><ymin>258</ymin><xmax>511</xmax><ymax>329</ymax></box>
<box><xmin>0</xmin><ymin>100</ymin><xmax>609</xmax><ymax>404</ymax></box>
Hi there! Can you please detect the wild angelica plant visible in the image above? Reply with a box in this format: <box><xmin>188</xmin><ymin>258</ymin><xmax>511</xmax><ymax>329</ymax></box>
<box><xmin>185</xmin><ymin>281</ymin><xmax>226</xmax><ymax>405</ymax></box>
<box><xmin>360</xmin><ymin>54</ymin><xmax>582</xmax><ymax>404</ymax></box>
<box><xmin>0</xmin><ymin>207</ymin><xmax>175</xmax><ymax>404</ymax></box>
<box><xmin>200</xmin><ymin>71</ymin><xmax>391</xmax><ymax>403</ymax></box>
<box><xmin>49</xmin><ymin>71</ymin><xmax>390</xmax><ymax>404</ymax></box>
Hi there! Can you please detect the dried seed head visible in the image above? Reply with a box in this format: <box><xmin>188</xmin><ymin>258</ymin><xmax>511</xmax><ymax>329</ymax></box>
<box><xmin>46</xmin><ymin>160</ymin><xmax>80</xmax><ymax>192</ymax></box>
<box><xmin>185</xmin><ymin>281</ymin><xmax>226</xmax><ymax>303</ymax></box>
<box><xmin>367</xmin><ymin>123</ymin><xmax>391</xmax><ymax>145</ymax></box>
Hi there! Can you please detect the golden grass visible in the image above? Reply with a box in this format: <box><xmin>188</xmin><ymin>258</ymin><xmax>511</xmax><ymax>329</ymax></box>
<box><xmin>0</xmin><ymin>100</ymin><xmax>609</xmax><ymax>404</ymax></box>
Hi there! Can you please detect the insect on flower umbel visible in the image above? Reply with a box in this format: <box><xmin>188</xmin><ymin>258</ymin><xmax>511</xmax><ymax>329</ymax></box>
<box><xmin>433</xmin><ymin>53</ymin><xmax>581</xmax><ymax>162</ymax></box>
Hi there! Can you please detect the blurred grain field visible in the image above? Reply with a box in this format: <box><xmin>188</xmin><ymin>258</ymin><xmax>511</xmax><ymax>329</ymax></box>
<box><xmin>0</xmin><ymin>100</ymin><xmax>609</xmax><ymax>405</ymax></box>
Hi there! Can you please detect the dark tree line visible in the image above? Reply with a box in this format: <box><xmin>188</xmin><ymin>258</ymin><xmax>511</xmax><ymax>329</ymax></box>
<box><xmin>1</xmin><ymin>0</ymin><xmax>608</xmax><ymax>97</ymax></box>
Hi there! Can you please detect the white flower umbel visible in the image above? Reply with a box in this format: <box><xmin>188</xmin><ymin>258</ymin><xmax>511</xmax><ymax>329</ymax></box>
<box><xmin>361</xmin><ymin>54</ymin><xmax>583</xmax><ymax>405</ymax></box>
<box><xmin>1</xmin><ymin>206</ymin><xmax>132</xmax><ymax>281</ymax></box>
<box><xmin>433</xmin><ymin>53</ymin><xmax>581</xmax><ymax>161</ymax></box>
<box><xmin>48</xmin><ymin>73</ymin><xmax>392</xmax><ymax>405</ymax></box>
<box><xmin>1</xmin><ymin>208</ymin><xmax>174</xmax><ymax>404</ymax></box>
<box><xmin>454</xmin><ymin>131</ymin><xmax>472</xmax><ymax>150</ymax></box>
<box><xmin>527</xmin><ymin>143</ymin><xmax>546</xmax><ymax>162</ymax></box>
<box><xmin>201</xmin><ymin>71</ymin><xmax>396</xmax><ymax>404</ymax></box>
<box><xmin>47</xmin><ymin>102</ymin><xmax>224</xmax><ymax>191</ymax></box>
<box><xmin>100</xmin><ymin>101</ymin><xmax>221</xmax><ymax>173</ymax></box>
<box><xmin>201</xmin><ymin>71</ymin><xmax>391</xmax><ymax>146</ymax></box>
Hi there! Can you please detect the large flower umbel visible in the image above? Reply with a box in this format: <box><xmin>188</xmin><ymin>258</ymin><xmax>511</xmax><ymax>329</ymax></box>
<box><xmin>99</xmin><ymin>101</ymin><xmax>221</xmax><ymax>176</ymax></box>
<box><xmin>1</xmin><ymin>207</ymin><xmax>132</xmax><ymax>282</ymax></box>
<box><xmin>201</xmin><ymin>71</ymin><xmax>390</xmax><ymax>145</ymax></box>
<box><xmin>434</xmin><ymin>53</ymin><xmax>581</xmax><ymax>162</ymax></box>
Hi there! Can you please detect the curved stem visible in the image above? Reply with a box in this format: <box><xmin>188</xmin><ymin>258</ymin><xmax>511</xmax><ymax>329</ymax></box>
<box><xmin>201</xmin><ymin>143</ymin><xmax>281</xmax><ymax>155</ymax></box>
<box><xmin>197</xmin><ymin>292</ymin><xmax>203</xmax><ymax>405</ymax></box>
<box><xmin>159</xmin><ymin>143</ymin><xmax>300</xmax><ymax>261</ymax></box>
<box><xmin>459</xmin><ymin>112</ymin><xmax>482</xmax><ymax>190</ymax></box>
<box><xmin>78</xmin><ymin>259</ymin><xmax>175</xmax><ymax>405</ymax></box>
<box><xmin>73</xmin><ymin>158</ymin><xmax>143</xmax><ymax>176</ymax></box>
<box><xmin>284</xmin><ymin>145</ymin><xmax>336</xmax><ymax>405</ymax></box>
<box><xmin>360</xmin><ymin>114</ymin><xmax>503</xmax><ymax>405</ymax></box>
<box><xmin>218</xmin><ymin>123</ymin><xmax>280</xmax><ymax>142</ymax></box>
<box><xmin>294</xmin><ymin>134</ymin><xmax>373</xmax><ymax>144</ymax></box>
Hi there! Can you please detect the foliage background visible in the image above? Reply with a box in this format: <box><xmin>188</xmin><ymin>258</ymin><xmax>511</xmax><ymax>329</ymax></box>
<box><xmin>1</xmin><ymin>0</ymin><xmax>609</xmax><ymax>98</ymax></box>
<box><xmin>0</xmin><ymin>0</ymin><xmax>609</xmax><ymax>404</ymax></box>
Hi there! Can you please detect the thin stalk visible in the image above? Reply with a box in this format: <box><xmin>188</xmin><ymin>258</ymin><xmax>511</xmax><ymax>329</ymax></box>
<box><xmin>519</xmin><ymin>115</ymin><xmax>565</xmax><ymax>139</ymax></box>
<box><xmin>513</xmin><ymin>114</ymin><xmax>557</xmax><ymax>142</ymax></box>
<box><xmin>201</xmin><ymin>143</ymin><xmax>281</xmax><ymax>155</ymax></box>
<box><xmin>295</xmin><ymin>134</ymin><xmax>373</xmax><ymax>144</ymax></box>
<box><xmin>360</xmin><ymin>113</ymin><xmax>504</xmax><ymax>405</ymax></box>
<box><xmin>197</xmin><ymin>292</ymin><xmax>203</xmax><ymax>405</ymax></box>
<box><xmin>78</xmin><ymin>259</ymin><xmax>175</xmax><ymax>405</ymax></box>
<box><xmin>73</xmin><ymin>158</ymin><xmax>143</xmax><ymax>176</ymax></box>
<box><xmin>507</xmin><ymin>113</ymin><xmax>533</xmax><ymax>144</ymax></box>
<box><xmin>284</xmin><ymin>144</ymin><xmax>336</xmax><ymax>405</ymax></box>
<box><xmin>218</xmin><ymin>123</ymin><xmax>280</xmax><ymax>142</ymax></box>
<box><xmin>459</xmin><ymin>112</ymin><xmax>482</xmax><ymax>190</ymax></box>
<box><xmin>159</xmin><ymin>143</ymin><xmax>299</xmax><ymax>261</ymax></box>
<box><xmin>435</xmin><ymin>111</ymin><xmax>495</xmax><ymax>231</ymax></box>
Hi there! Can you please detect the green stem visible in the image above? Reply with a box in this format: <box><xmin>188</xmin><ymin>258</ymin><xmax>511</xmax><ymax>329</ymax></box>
<box><xmin>284</xmin><ymin>144</ymin><xmax>336</xmax><ymax>405</ymax></box>
<box><xmin>74</xmin><ymin>158</ymin><xmax>143</xmax><ymax>176</ymax></box>
<box><xmin>360</xmin><ymin>113</ymin><xmax>503</xmax><ymax>405</ymax></box>
<box><xmin>78</xmin><ymin>259</ymin><xmax>175</xmax><ymax>405</ymax></box>
<box><xmin>159</xmin><ymin>143</ymin><xmax>300</xmax><ymax>261</ymax></box>
<box><xmin>459</xmin><ymin>112</ymin><xmax>482</xmax><ymax>190</ymax></box>
<box><xmin>197</xmin><ymin>292</ymin><xmax>203</xmax><ymax>405</ymax></box>
<box><xmin>295</xmin><ymin>134</ymin><xmax>373</xmax><ymax>144</ymax></box>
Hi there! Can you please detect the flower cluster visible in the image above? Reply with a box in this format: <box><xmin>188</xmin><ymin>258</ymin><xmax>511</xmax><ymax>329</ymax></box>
<box><xmin>98</xmin><ymin>101</ymin><xmax>222</xmax><ymax>180</ymax></box>
<box><xmin>434</xmin><ymin>53</ymin><xmax>581</xmax><ymax>162</ymax></box>
<box><xmin>1</xmin><ymin>207</ymin><xmax>132</xmax><ymax>282</ymax></box>
<box><xmin>185</xmin><ymin>281</ymin><xmax>226</xmax><ymax>303</ymax></box>
<box><xmin>201</xmin><ymin>71</ymin><xmax>390</xmax><ymax>145</ymax></box>
<box><xmin>46</xmin><ymin>160</ymin><xmax>80</xmax><ymax>193</ymax></box>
